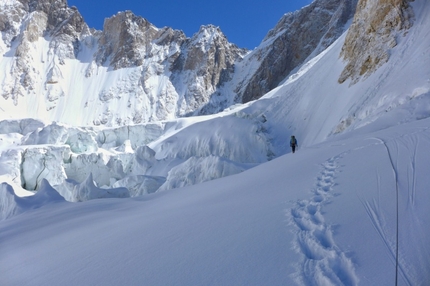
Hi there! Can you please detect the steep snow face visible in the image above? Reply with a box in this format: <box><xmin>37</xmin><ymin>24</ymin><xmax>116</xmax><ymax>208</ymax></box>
<box><xmin>245</xmin><ymin>0</ymin><xmax>430</xmax><ymax>147</ymax></box>
<box><xmin>339</xmin><ymin>0</ymin><xmax>415</xmax><ymax>84</ymax></box>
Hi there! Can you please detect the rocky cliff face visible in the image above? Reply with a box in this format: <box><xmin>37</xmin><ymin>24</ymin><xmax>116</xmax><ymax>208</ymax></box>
<box><xmin>235</xmin><ymin>0</ymin><xmax>358</xmax><ymax>103</ymax></box>
<box><xmin>339</xmin><ymin>0</ymin><xmax>414</xmax><ymax>84</ymax></box>
<box><xmin>95</xmin><ymin>11</ymin><xmax>167</xmax><ymax>69</ymax></box>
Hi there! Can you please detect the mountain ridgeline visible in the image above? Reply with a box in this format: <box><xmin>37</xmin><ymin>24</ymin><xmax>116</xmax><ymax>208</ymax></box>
<box><xmin>0</xmin><ymin>0</ymin><xmax>414</xmax><ymax>126</ymax></box>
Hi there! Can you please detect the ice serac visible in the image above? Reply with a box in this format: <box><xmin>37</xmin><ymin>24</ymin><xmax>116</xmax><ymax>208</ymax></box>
<box><xmin>236</xmin><ymin>0</ymin><xmax>358</xmax><ymax>103</ymax></box>
<box><xmin>0</xmin><ymin>118</ymin><xmax>44</xmax><ymax>135</ymax></box>
<box><xmin>21</xmin><ymin>145</ymin><xmax>71</xmax><ymax>190</ymax></box>
<box><xmin>339</xmin><ymin>0</ymin><xmax>414</xmax><ymax>84</ymax></box>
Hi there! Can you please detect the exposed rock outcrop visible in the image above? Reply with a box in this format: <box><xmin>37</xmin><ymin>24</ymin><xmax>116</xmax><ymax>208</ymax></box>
<box><xmin>338</xmin><ymin>0</ymin><xmax>414</xmax><ymax>84</ymax></box>
<box><xmin>236</xmin><ymin>0</ymin><xmax>358</xmax><ymax>103</ymax></box>
<box><xmin>0</xmin><ymin>1</ymin><xmax>27</xmax><ymax>47</ymax></box>
<box><xmin>96</xmin><ymin>11</ymin><xmax>164</xmax><ymax>69</ymax></box>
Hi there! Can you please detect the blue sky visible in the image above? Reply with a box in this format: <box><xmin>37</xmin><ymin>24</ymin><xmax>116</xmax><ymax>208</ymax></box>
<box><xmin>67</xmin><ymin>0</ymin><xmax>313</xmax><ymax>49</ymax></box>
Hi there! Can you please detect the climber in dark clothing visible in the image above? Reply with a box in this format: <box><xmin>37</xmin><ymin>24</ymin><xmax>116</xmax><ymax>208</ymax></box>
<box><xmin>290</xmin><ymin>135</ymin><xmax>298</xmax><ymax>153</ymax></box>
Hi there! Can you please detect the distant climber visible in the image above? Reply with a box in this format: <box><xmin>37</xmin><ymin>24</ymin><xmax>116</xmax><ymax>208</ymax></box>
<box><xmin>290</xmin><ymin>135</ymin><xmax>298</xmax><ymax>153</ymax></box>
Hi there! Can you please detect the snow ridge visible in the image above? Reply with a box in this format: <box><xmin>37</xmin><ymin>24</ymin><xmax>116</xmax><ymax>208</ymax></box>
<box><xmin>289</xmin><ymin>154</ymin><xmax>358</xmax><ymax>285</ymax></box>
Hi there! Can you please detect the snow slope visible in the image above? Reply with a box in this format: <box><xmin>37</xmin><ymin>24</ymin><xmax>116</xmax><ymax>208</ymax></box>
<box><xmin>1</xmin><ymin>0</ymin><xmax>430</xmax><ymax>285</ymax></box>
<box><xmin>1</xmin><ymin>118</ymin><xmax>430</xmax><ymax>285</ymax></box>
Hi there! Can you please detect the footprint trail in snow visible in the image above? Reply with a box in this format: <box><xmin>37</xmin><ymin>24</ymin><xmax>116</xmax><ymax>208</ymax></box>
<box><xmin>289</xmin><ymin>155</ymin><xmax>359</xmax><ymax>285</ymax></box>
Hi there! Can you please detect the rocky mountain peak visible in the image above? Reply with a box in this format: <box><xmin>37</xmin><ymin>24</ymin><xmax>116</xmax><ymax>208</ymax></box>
<box><xmin>169</xmin><ymin>24</ymin><xmax>247</xmax><ymax>116</ymax></box>
<box><xmin>183</xmin><ymin>24</ymin><xmax>244</xmax><ymax>71</ymax></box>
<box><xmin>338</xmin><ymin>0</ymin><xmax>414</xmax><ymax>84</ymax></box>
<box><xmin>95</xmin><ymin>11</ymin><xmax>158</xmax><ymax>69</ymax></box>
<box><xmin>197</xmin><ymin>24</ymin><xmax>221</xmax><ymax>34</ymax></box>
<box><xmin>192</xmin><ymin>24</ymin><xmax>223</xmax><ymax>43</ymax></box>
<box><xmin>17</xmin><ymin>0</ymin><xmax>86</xmax><ymax>36</ymax></box>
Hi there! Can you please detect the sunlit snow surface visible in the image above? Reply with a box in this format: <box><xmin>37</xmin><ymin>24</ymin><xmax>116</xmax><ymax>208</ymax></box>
<box><xmin>1</xmin><ymin>0</ymin><xmax>430</xmax><ymax>285</ymax></box>
<box><xmin>1</xmin><ymin>119</ymin><xmax>430</xmax><ymax>285</ymax></box>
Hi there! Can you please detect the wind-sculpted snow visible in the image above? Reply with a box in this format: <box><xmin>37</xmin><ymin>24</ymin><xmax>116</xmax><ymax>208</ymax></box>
<box><xmin>112</xmin><ymin>175</ymin><xmax>165</xmax><ymax>197</ymax></box>
<box><xmin>0</xmin><ymin>179</ymin><xmax>65</xmax><ymax>220</ymax></box>
<box><xmin>158</xmin><ymin>155</ymin><xmax>248</xmax><ymax>191</ymax></box>
<box><xmin>54</xmin><ymin>173</ymin><xmax>129</xmax><ymax>202</ymax></box>
<box><xmin>151</xmin><ymin>113</ymin><xmax>274</xmax><ymax>164</ymax></box>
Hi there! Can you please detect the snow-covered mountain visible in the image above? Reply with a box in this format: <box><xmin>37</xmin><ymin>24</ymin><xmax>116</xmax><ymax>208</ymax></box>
<box><xmin>1</xmin><ymin>0</ymin><xmax>430</xmax><ymax>284</ymax></box>
<box><xmin>0</xmin><ymin>0</ymin><xmax>359</xmax><ymax>126</ymax></box>
<box><xmin>0</xmin><ymin>0</ymin><xmax>246</xmax><ymax>125</ymax></box>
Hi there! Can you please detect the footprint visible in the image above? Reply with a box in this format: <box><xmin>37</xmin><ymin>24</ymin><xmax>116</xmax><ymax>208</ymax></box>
<box><xmin>288</xmin><ymin>155</ymin><xmax>358</xmax><ymax>285</ymax></box>
<box><xmin>307</xmin><ymin>204</ymin><xmax>318</xmax><ymax>215</ymax></box>
<box><xmin>314</xmin><ymin>227</ymin><xmax>334</xmax><ymax>249</ymax></box>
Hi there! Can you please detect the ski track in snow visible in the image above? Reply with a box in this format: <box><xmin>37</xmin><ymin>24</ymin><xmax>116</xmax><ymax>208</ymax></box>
<box><xmin>289</xmin><ymin>154</ymin><xmax>358</xmax><ymax>286</ymax></box>
<box><xmin>358</xmin><ymin>131</ymin><xmax>430</xmax><ymax>286</ymax></box>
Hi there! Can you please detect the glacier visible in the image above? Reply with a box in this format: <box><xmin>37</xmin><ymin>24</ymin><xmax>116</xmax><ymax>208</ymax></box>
<box><xmin>0</xmin><ymin>0</ymin><xmax>430</xmax><ymax>284</ymax></box>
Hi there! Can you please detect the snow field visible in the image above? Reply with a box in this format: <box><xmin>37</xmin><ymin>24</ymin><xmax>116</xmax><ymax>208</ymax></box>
<box><xmin>1</xmin><ymin>118</ymin><xmax>430</xmax><ymax>284</ymax></box>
